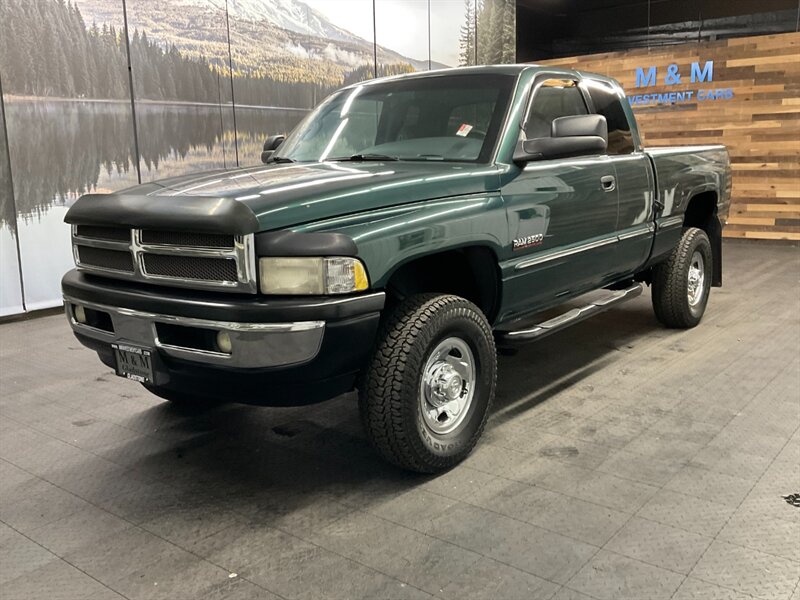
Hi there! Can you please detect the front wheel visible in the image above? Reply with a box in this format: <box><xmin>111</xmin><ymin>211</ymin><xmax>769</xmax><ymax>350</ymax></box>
<box><xmin>358</xmin><ymin>294</ymin><xmax>497</xmax><ymax>473</ymax></box>
<box><xmin>652</xmin><ymin>227</ymin><xmax>712</xmax><ymax>328</ymax></box>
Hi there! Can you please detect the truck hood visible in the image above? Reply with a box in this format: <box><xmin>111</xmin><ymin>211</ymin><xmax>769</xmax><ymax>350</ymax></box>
<box><xmin>128</xmin><ymin>161</ymin><xmax>502</xmax><ymax>232</ymax></box>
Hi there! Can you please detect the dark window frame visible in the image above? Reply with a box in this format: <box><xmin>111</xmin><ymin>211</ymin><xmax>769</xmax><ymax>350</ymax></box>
<box><xmin>521</xmin><ymin>73</ymin><xmax>593</xmax><ymax>140</ymax></box>
<box><xmin>581</xmin><ymin>78</ymin><xmax>637</xmax><ymax>156</ymax></box>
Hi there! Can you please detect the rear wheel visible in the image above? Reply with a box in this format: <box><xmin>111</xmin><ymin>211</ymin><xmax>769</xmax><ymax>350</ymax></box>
<box><xmin>652</xmin><ymin>227</ymin><xmax>712</xmax><ymax>328</ymax></box>
<box><xmin>358</xmin><ymin>294</ymin><xmax>497</xmax><ymax>473</ymax></box>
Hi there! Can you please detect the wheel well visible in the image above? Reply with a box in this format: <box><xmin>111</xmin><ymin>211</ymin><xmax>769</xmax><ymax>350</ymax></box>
<box><xmin>384</xmin><ymin>247</ymin><xmax>501</xmax><ymax>321</ymax></box>
<box><xmin>683</xmin><ymin>191</ymin><xmax>723</xmax><ymax>286</ymax></box>
<box><xmin>683</xmin><ymin>191</ymin><xmax>717</xmax><ymax>231</ymax></box>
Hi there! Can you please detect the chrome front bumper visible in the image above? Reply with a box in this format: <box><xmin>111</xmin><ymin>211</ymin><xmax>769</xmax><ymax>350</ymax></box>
<box><xmin>64</xmin><ymin>296</ymin><xmax>325</xmax><ymax>369</ymax></box>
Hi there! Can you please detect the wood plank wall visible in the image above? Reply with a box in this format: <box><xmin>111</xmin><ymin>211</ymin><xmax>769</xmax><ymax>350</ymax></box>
<box><xmin>538</xmin><ymin>32</ymin><xmax>800</xmax><ymax>241</ymax></box>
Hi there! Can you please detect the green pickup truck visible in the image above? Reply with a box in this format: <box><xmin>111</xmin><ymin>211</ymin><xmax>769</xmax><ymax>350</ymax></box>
<box><xmin>63</xmin><ymin>65</ymin><xmax>731</xmax><ymax>472</ymax></box>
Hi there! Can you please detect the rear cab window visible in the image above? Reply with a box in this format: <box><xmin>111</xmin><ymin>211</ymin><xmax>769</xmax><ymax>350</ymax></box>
<box><xmin>584</xmin><ymin>79</ymin><xmax>636</xmax><ymax>155</ymax></box>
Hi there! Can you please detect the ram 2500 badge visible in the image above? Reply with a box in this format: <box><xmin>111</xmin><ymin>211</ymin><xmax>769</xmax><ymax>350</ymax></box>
<box><xmin>63</xmin><ymin>66</ymin><xmax>731</xmax><ymax>472</ymax></box>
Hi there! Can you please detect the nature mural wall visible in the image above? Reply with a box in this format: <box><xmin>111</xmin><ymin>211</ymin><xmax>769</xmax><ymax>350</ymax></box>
<box><xmin>0</xmin><ymin>75</ymin><xmax>25</xmax><ymax>316</ymax></box>
<box><xmin>0</xmin><ymin>0</ymin><xmax>516</xmax><ymax>316</ymax></box>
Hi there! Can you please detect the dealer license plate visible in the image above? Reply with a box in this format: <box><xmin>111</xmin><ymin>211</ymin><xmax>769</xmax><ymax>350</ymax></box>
<box><xmin>112</xmin><ymin>343</ymin><xmax>154</xmax><ymax>384</ymax></box>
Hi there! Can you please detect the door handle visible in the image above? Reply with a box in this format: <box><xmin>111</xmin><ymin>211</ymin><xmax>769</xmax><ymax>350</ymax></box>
<box><xmin>601</xmin><ymin>175</ymin><xmax>616</xmax><ymax>192</ymax></box>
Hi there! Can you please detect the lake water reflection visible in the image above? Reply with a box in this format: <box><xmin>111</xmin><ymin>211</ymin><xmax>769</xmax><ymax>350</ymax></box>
<box><xmin>2</xmin><ymin>99</ymin><xmax>306</xmax><ymax>311</ymax></box>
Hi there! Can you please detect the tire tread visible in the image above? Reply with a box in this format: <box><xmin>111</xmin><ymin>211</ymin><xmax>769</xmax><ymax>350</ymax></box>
<box><xmin>652</xmin><ymin>227</ymin><xmax>711</xmax><ymax>328</ymax></box>
<box><xmin>358</xmin><ymin>294</ymin><xmax>496</xmax><ymax>473</ymax></box>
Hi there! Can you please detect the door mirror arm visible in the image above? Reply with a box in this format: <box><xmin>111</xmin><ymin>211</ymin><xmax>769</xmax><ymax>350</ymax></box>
<box><xmin>261</xmin><ymin>134</ymin><xmax>286</xmax><ymax>164</ymax></box>
<box><xmin>513</xmin><ymin>136</ymin><xmax>608</xmax><ymax>163</ymax></box>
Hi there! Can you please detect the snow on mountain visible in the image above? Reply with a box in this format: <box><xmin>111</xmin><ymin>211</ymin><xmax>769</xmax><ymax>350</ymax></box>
<box><xmin>72</xmin><ymin>0</ymin><xmax>445</xmax><ymax>74</ymax></box>
<box><xmin>217</xmin><ymin>0</ymin><xmax>363</xmax><ymax>44</ymax></box>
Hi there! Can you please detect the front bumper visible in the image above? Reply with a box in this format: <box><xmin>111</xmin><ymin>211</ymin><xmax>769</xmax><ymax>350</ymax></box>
<box><xmin>64</xmin><ymin>298</ymin><xmax>328</xmax><ymax>369</ymax></box>
<box><xmin>62</xmin><ymin>269</ymin><xmax>384</xmax><ymax>405</ymax></box>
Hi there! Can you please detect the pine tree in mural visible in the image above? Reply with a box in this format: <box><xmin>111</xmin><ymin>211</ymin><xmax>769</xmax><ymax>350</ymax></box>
<box><xmin>501</xmin><ymin>0</ymin><xmax>516</xmax><ymax>63</ymax></box>
<box><xmin>459</xmin><ymin>0</ymin><xmax>477</xmax><ymax>66</ymax></box>
<box><xmin>343</xmin><ymin>63</ymin><xmax>415</xmax><ymax>86</ymax></box>
<box><xmin>477</xmin><ymin>0</ymin><xmax>497</xmax><ymax>64</ymax></box>
<box><xmin>459</xmin><ymin>0</ymin><xmax>515</xmax><ymax>66</ymax></box>
<box><xmin>0</xmin><ymin>0</ymin><xmax>129</xmax><ymax>99</ymax></box>
<box><xmin>0</xmin><ymin>0</ymin><xmax>416</xmax><ymax>109</ymax></box>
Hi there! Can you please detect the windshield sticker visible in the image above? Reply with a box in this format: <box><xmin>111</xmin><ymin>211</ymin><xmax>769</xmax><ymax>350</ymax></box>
<box><xmin>456</xmin><ymin>123</ymin><xmax>473</xmax><ymax>137</ymax></box>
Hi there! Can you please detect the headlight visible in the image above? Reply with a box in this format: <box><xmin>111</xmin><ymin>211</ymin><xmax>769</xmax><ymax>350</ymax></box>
<box><xmin>259</xmin><ymin>257</ymin><xmax>369</xmax><ymax>295</ymax></box>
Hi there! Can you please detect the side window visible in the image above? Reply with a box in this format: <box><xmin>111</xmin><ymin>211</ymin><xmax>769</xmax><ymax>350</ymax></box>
<box><xmin>586</xmin><ymin>80</ymin><xmax>635</xmax><ymax>155</ymax></box>
<box><xmin>525</xmin><ymin>79</ymin><xmax>587</xmax><ymax>139</ymax></box>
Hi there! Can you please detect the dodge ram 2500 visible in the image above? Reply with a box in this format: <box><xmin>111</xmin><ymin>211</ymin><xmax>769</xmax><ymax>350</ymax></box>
<box><xmin>63</xmin><ymin>65</ymin><xmax>731</xmax><ymax>472</ymax></box>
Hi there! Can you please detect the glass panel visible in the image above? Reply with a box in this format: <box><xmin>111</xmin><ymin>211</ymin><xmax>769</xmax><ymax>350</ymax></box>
<box><xmin>526</xmin><ymin>80</ymin><xmax>588</xmax><ymax>139</ymax></box>
<box><xmin>231</xmin><ymin>0</ymin><xmax>376</xmax><ymax>167</ymax></box>
<box><xmin>477</xmin><ymin>0</ymin><xmax>516</xmax><ymax>64</ymax></box>
<box><xmin>457</xmin><ymin>0</ymin><xmax>516</xmax><ymax>65</ymax></box>
<box><xmin>124</xmin><ymin>0</ymin><xmax>236</xmax><ymax>181</ymax></box>
<box><xmin>278</xmin><ymin>73</ymin><xmax>515</xmax><ymax>163</ymax></box>
<box><xmin>585</xmin><ymin>79</ymin><xmax>635</xmax><ymax>155</ymax></box>
<box><xmin>375</xmin><ymin>0</ymin><xmax>430</xmax><ymax>73</ymax></box>
<box><xmin>430</xmin><ymin>0</ymin><xmax>467</xmax><ymax>68</ymax></box>
<box><xmin>548</xmin><ymin>3</ymin><xmax>648</xmax><ymax>58</ymax></box>
<box><xmin>0</xmin><ymin>0</ymin><xmax>138</xmax><ymax>310</ymax></box>
<box><xmin>0</xmin><ymin>90</ymin><xmax>24</xmax><ymax>316</ymax></box>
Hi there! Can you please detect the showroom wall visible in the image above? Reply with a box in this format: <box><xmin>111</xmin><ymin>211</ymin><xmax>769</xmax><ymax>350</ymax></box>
<box><xmin>0</xmin><ymin>0</ymin><xmax>516</xmax><ymax>316</ymax></box>
<box><xmin>518</xmin><ymin>0</ymin><xmax>800</xmax><ymax>242</ymax></box>
<box><xmin>540</xmin><ymin>31</ymin><xmax>800</xmax><ymax>242</ymax></box>
<box><xmin>0</xmin><ymin>75</ymin><xmax>25</xmax><ymax>316</ymax></box>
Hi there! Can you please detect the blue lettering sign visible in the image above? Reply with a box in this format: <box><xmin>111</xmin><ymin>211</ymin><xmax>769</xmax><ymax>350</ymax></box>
<box><xmin>630</xmin><ymin>60</ymin><xmax>730</xmax><ymax>106</ymax></box>
<box><xmin>635</xmin><ymin>66</ymin><xmax>656</xmax><ymax>88</ymax></box>
<box><xmin>691</xmin><ymin>61</ymin><xmax>714</xmax><ymax>83</ymax></box>
<box><xmin>664</xmin><ymin>64</ymin><xmax>681</xmax><ymax>85</ymax></box>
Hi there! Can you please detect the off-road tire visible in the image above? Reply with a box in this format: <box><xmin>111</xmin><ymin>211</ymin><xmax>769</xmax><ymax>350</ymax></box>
<box><xmin>358</xmin><ymin>294</ymin><xmax>497</xmax><ymax>473</ymax></box>
<box><xmin>652</xmin><ymin>227</ymin><xmax>712</xmax><ymax>328</ymax></box>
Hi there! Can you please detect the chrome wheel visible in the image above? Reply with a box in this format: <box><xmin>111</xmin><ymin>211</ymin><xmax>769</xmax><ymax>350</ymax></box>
<box><xmin>419</xmin><ymin>337</ymin><xmax>476</xmax><ymax>435</ymax></box>
<box><xmin>687</xmin><ymin>250</ymin><xmax>705</xmax><ymax>307</ymax></box>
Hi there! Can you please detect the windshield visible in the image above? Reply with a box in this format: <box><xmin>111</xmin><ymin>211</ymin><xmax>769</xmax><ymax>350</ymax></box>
<box><xmin>276</xmin><ymin>73</ymin><xmax>515</xmax><ymax>163</ymax></box>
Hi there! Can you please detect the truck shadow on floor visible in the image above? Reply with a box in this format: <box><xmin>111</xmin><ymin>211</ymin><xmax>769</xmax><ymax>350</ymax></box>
<box><xmin>98</xmin><ymin>301</ymin><xmax>666</xmax><ymax>524</ymax></box>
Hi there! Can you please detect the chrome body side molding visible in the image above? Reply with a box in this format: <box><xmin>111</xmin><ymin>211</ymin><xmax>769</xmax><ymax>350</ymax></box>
<box><xmin>514</xmin><ymin>225</ymin><xmax>655</xmax><ymax>271</ymax></box>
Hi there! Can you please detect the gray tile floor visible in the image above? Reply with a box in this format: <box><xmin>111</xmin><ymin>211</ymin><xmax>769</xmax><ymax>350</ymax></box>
<box><xmin>1</xmin><ymin>240</ymin><xmax>799</xmax><ymax>600</ymax></box>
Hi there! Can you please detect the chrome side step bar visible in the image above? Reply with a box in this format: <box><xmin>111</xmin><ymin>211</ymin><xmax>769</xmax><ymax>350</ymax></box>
<box><xmin>496</xmin><ymin>283</ymin><xmax>644</xmax><ymax>344</ymax></box>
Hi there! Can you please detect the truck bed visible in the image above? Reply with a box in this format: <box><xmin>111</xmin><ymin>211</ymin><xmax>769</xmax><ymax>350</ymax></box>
<box><xmin>646</xmin><ymin>144</ymin><xmax>732</xmax><ymax>221</ymax></box>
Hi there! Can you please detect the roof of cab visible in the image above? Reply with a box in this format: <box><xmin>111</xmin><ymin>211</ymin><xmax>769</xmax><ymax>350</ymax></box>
<box><xmin>341</xmin><ymin>63</ymin><xmax>585</xmax><ymax>90</ymax></box>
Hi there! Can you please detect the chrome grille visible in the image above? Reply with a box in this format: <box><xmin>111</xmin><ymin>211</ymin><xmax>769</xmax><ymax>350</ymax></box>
<box><xmin>71</xmin><ymin>225</ymin><xmax>256</xmax><ymax>293</ymax></box>
<box><xmin>140</xmin><ymin>230</ymin><xmax>235</xmax><ymax>249</ymax></box>
<box><xmin>142</xmin><ymin>254</ymin><xmax>238</xmax><ymax>282</ymax></box>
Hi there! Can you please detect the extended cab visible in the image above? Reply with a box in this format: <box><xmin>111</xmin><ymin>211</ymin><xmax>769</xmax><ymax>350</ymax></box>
<box><xmin>63</xmin><ymin>66</ymin><xmax>731</xmax><ymax>472</ymax></box>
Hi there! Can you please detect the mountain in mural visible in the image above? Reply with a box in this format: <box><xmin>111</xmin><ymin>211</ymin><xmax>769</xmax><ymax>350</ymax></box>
<box><xmin>224</xmin><ymin>0</ymin><xmax>363</xmax><ymax>44</ymax></box>
<box><xmin>0</xmin><ymin>0</ymin><xmax>432</xmax><ymax>108</ymax></box>
<box><xmin>73</xmin><ymin>0</ymin><xmax>446</xmax><ymax>80</ymax></box>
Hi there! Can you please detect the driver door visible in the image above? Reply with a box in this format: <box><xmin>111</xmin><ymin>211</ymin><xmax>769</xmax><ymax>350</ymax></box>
<box><xmin>501</xmin><ymin>76</ymin><xmax>619</xmax><ymax>321</ymax></box>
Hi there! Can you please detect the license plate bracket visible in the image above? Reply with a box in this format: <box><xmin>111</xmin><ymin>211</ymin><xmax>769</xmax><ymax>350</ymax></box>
<box><xmin>112</xmin><ymin>343</ymin><xmax>154</xmax><ymax>384</ymax></box>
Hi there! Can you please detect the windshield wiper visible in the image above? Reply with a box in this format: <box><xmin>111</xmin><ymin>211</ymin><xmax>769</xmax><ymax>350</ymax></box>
<box><xmin>267</xmin><ymin>156</ymin><xmax>295</xmax><ymax>164</ymax></box>
<box><xmin>328</xmin><ymin>153</ymin><xmax>399</xmax><ymax>162</ymax></box>
<box><xmin>407</xmin><ymin>154</ymin><xmax>445</xmax><ymax>161</ymax></box>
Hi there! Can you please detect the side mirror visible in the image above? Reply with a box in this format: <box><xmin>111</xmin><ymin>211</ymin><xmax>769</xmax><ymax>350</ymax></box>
<box><xmin>514</xmin><ymin>114</ymin><xmax>608</xmax><ymax>163</ymax></box>
<box><xmin>261</xmin><ymin>135</ymin><xmax>286</xmax><ymax>164</ymax></box>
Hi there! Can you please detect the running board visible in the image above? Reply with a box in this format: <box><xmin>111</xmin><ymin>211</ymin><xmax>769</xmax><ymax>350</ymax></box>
<box><xmin>496</xmin><ymin>283</ymin><xmax>644</xmax><ymax>344</ymax></box>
